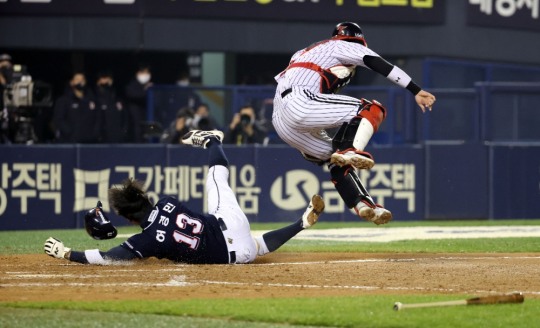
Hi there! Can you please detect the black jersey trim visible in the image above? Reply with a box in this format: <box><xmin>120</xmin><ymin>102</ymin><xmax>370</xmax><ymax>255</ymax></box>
<box><xmin>303</xmin><ymin>89</ymin><xmax>360</xmax><ymax>107</ymax></box>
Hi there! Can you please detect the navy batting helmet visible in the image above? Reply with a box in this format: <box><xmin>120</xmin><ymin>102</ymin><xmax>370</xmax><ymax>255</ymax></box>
<box><xmin>332</xmin><ymin>22</ymin><xmax>367</xmax><ymax>46</ymax></box>
<box><xmin>84</xmin><ymin>201</ymin><xmax>118</xmax><ymax>240</ymax></box>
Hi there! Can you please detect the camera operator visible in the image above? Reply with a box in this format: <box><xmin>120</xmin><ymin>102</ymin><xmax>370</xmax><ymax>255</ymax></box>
<box><xmin>226</xmin><ymin>105</ymin><xmax>267</xmax><ymax>145</ymax></box>
<box><xmin>0</xmin><ymin>53</ymin><xmax>14</xmax><ymax>143</ymax></box>
<box><xmin>192</xmin><ymin>103</ymin><xmax>220</xmax><ymax>131</ymax></box>
<box><xmin>53</xmin><ymin>71</ymin><xmax>99</xmax><ymax>143</ymax></box>
<box><xmin>160</xmin><ymin>106</ymin><xmax>194</xmax><ymax>144</ymax></box>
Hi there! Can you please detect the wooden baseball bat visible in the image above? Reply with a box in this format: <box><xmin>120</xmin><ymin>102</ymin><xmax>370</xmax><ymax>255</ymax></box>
<box><xmin>393</xmin><ymin>292</ymin><xmax>524</xmax><ymax>311</ymax></box>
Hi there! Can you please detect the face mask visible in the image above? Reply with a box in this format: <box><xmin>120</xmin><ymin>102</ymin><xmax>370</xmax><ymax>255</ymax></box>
<box><xmin>177</xmin><ymin>79</ymin><xmax>189</xmax><ymax>87</ymax></box>
<box><xmin>74</xmin><ymin>83</ymin><xmax>85</xmax><ymax>91</ymax></box>
<box><xmin>137</xmin><ymin>73</ymin><xmax>151</xmax><ymax>84</ymax></box>
<box><xmin>99</xmin><ymin>83</ymin><xmax>112</xmax><ymax>89</ymax></box>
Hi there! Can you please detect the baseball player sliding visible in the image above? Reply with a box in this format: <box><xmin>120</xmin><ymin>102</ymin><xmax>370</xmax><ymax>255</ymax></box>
<box><xmin>273</xmin><ymin>22</ymin><xmax>436</xmax><ymax>225</ymax></box>
<box><xmin>44</xmin><ymin>130</ymin><xmax>325</xmax><ymax>265</ymax></box>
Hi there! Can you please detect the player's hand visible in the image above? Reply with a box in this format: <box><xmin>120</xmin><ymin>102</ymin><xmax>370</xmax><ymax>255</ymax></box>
<box><xmin>415</xmin><ymin>90</ymin><xmax>436</xmax><ymax>113</ymax></box>
<box><xmin>229</xmin><ymin>113</ymin><xmax>241</xmax><ymax>129</ymax></box>
<box><xmin>44</xmin><ymin>237</ymin><xmax>71</xmax><ymax>260</ymax></box>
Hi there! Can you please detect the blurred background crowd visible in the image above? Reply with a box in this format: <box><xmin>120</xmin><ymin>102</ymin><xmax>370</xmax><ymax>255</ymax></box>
<box><xmin>0</xmin><ymin>53</ymin><xmax>271</xmax><ymax>146</ymax></box>
<box><xmin>1</xmin><ymin>1</ymin><xmax>539</xmax><ymax>146</ymax></box>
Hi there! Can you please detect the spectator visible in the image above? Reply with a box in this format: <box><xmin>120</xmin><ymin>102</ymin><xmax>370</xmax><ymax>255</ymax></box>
<box><xmin>53</xmin><ymin>71</ymin><xmax>99</xmax><ymax>143</ymax></box>
<box><xmin>160</xmin><ymin>107</ymin><xmax>194</xmax><ymax>144</ymax></box>
<box><xmin>175</xmin><ymin>71</ymin><xmax>201</xmax><ymax>110</ymax></box>
<box><xmin>191</xmin><ymin>103</ymin><xmax>220</xmax><ymax>131</ymax></box>
<box><xmin>94</xmin><ymin>70</ymin><xmax>127</xmax><ymax>143</ymax></box>
<box><xmin>124</xmin><ymin>65</ymin><xmax>152</xmax><ymax>143</ymax></box>
<box><xmin>0</xmin><ymin>53</ymin><xmax>14</xmax><ymax>143</ymax></box>
<box><xmin>226</xmin><ymin>105</ymin><xmax>267</xmax><ymax>145</ymax></box>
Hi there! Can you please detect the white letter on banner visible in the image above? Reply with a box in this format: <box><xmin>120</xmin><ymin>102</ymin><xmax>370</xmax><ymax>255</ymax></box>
<box><xmin>0</xmin><ymin>188</ymin><xmax>6</xmax><ymax>215</ymax></box>
<box><xmin>12</xmin><ymin>190</ymin><xmax>37</xmax><ymax>214</ymax></box>
<box><xmin>395</xmin><ymin>191</ymin><xmax>415</xmax><ymax>212</ymax></box>
<box><xmin>40</xmin><ymin>192</ymin><xmax>62</xmax><ymax>214</ymax></box>
<box><xmin>73</xmin><ymin>169</ymin><xmax>111</xmax><ymax>212</ymax></box>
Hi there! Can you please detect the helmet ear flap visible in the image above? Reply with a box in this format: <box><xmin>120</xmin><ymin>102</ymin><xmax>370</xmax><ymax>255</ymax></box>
<box><xmin>84</xmin><ymin>201</ymin><xmax>118</xmax><ymax>240</ymax></box>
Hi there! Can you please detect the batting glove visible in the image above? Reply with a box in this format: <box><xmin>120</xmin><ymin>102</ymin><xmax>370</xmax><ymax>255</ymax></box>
<box><xmin>44</xmin><ymin>237</ymin><xmax>71</xmax><ymax>260</ymax></box>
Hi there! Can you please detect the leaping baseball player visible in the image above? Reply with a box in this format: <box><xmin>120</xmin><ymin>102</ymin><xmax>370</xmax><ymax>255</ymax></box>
<box><xmin>44</xmin><ymin>130</ymin><xmax>325</xmax><ymax>265</ymax></box>
<box><xmin>272</xmin><ymin>22</ymin><xmax>436</xmax><ymax>225</ymax></box>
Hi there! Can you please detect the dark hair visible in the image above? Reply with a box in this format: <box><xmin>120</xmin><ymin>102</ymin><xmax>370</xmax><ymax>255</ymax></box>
<box><xmin>108</xmin><ymin>178</ymin><xmax>153</xmax><ymax>223</ymax></box>
<box><xmin>97</xmin><ymin>70</ymin><xmax>114</xmax><ymax>79</ymax></box>
<box><xmin>176</xmin><ymin>106</ymin><xmax>194</xmax><ymax>118</ymax></box>
<box><xmin>137</xmin><ymin>64</ymin><xmax>151</xmax><ymax>72</ymax></box>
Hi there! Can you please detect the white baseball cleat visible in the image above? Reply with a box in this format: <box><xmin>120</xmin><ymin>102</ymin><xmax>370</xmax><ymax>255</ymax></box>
<box><xmin>301</xmin><ymin>194</ymin><xmax>325</xmax><ymax>229</ymax></box>
<box><xmin>182</xmin><ymin>130</ymin><xmax>224</xmax><ymax>149</ymax></box>
<box><xmin>355</xmin><ymin>203</ymin><xmax>375</xmax><ymax>222</ymax></box>
<box><xmin>330</xmin><ymin>148</ymin><xmax>375</xmax><ymax>170</ymax></box>
<box><xmin>355</xmin><ymin>203</ymin><xmax>392</xmax><ymax>225</ymax></box>
<box><xmin>373</xmin><ymin>207</ymin><xmax>392</xmax><ymax>225</ymax></box>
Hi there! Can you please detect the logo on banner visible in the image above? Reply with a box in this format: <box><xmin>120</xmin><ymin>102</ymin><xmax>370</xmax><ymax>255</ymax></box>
<box><xmin>270</xmin><ymin>169</ymin><xmax>319</xmax><ymax>210</ymax></box>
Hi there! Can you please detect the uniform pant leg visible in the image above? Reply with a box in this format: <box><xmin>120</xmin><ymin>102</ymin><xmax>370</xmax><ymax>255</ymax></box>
<box><xmin>206</xmin><ymin>165</ymin><xmax>257</xmax><ymax>263</ymax></box>
<box><xmin>273</xmin><ymin>90</ymin><xmax>362</xmax><ymax>160</ymax></box>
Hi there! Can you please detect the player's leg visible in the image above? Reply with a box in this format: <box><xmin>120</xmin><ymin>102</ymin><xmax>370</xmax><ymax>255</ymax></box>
<box><xmin>330</xmin><ymin>163</ymin><xmax>392</xmax><ymax>225</ymax></box>
<box><xmin>272</xmin><ymin>119</ymin><xmax>335</xmax><ymax>160</ymax></box>
<box><xmin>273</xmin><ymin>95</ymin><xmax>391</xmax><ymax>224</ymax></box>
<box><xmin>330</xmin><ymin>98</ymin><xmax>386</xmax><ymax>170</ymax></box>
<box><xmin>273</xmin><ymin>90</ymin><xmax>383</xmax><ymax>170</ymax></box>
<box><xmin>183</xmin><ymin>130</ymin><xmax>258</xmax><ymax>263</ymax></box>
<box><xmin>254</xmin><ymin>195</ymin><xmax>324</xmax><ymax>256</ymax></box>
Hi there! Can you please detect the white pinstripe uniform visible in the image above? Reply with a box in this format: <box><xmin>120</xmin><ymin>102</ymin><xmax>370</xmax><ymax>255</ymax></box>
<box><xmin>272</xmin><ymin>38</ymin><xmax>417</xmax><ymax>161</ymax></box>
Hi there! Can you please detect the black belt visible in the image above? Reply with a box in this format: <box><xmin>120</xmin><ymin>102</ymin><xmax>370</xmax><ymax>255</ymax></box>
<box><xmin>217</xmin><ymin>217</ymin><xmax>236</xmax><ymax>263</ymax></box>
<box><xmin>217</xmin><ymin>217</ymin><xmax>228</xmax><ymax>231</ymax></box>
<box><xmin>281</xmin><ymin>88</ymin><xmax>292</xmax><ymax>98</ymax></box>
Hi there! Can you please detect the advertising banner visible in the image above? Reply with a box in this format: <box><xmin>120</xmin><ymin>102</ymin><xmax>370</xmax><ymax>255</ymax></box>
<box><xmin>0</xmin><ymin>145</ymin><xmax>425</xmax><ymax>230</ymax></box>
<box><xmin>467</xmin><ymin>0</ymin><xmax>540</xmax><ymax>31</ymax></box>
<box><xmin>0</xmin><ymin>0</ymin><xmax>444</xmax><ymax>24</ymax></box>
<box><xmin>490</xmin><ymin>144</ymin><xmax>540</xmax><ymax>219</ymax></box>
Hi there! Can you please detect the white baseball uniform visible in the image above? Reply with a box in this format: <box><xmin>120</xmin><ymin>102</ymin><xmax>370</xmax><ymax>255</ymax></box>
<box><xmin>206</xmin><ymin>165</ymin><xmax>258</xmax><ymax>263</ymax></box>
<box><xmin>273</xmin><ymin>37</ymin><xmax>417</xmax><ymax>160</ymax></box>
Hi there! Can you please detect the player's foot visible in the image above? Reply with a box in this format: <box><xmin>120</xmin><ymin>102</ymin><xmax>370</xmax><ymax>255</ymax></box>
<box><xmin>182</xmin><ymin>130</ymin><xmax>224</xmax><ymax>149</ymax></box>
<box><xmin>301</xmin><ymin>194</ymin><xmax>325</xmax><ymax>229</ymax></box>
<box><xmin>330</xmin><ymin>148</ymin><xmax>374</xmax><ymax>170</ymax></box>
<box><xmin>355</xmin><ymin>202</ymin><xmax>375</xmax><ymax>222</ymax></box>
<box><xmin>354</xmin><ymin>203</ymin><xmax>392</xmax><ymax>225</ymax></box>
<box><xmin>373</xmin><ymin>206</ymin><xmax>392</xmax><ymax>225</ymax></box>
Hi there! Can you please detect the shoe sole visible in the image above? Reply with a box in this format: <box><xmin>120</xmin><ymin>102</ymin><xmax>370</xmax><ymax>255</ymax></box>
<box><xmin>182</xmin><ymin>130</ymin><xmax>224</xmax><ymax>148</ymax></box>
<box><xmin>357</xmin><ymin>206</ymin><xmax>375</xmax><ymax>222</ymax></box>
<box><xmin>330</xmin><ymin>153</ymin><xmax>374</xmax><ymax>170</ymax></box>
<box><xmin>304</xmin><ymin>195</ymin><xmax>325</xmax><ymax>227</ymax></box>
<box><xmin>373</xmin><ymin>210</ymin><xmax>393</xmax><ymax>225</ymax></box>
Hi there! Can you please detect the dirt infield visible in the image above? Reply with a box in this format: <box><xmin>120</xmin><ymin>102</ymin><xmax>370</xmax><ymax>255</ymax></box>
<box><xmin>1</xmin><ymin>252</ymin><xmax>539</xmax><ymax>303</ymax></box>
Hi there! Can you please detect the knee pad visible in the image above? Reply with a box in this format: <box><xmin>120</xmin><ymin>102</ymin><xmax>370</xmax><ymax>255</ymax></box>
<box><xmin>358</xmin><ymin>98</ymin><xmax>386</xmax><ymax>133</ymax></box>
<box><xmin>330</xmin><ymin>164</ymin><xmax>376</xmax><ymax>209</ymax></box>
<box><xmin>332</xmin><ymin>99</ymin><xmax>387</xmax><ymax>151</ymax></box>
<box><xmin>332</xmin><ymin>121</ymin><xmax>356</xmax><ymax>151</ymax></box>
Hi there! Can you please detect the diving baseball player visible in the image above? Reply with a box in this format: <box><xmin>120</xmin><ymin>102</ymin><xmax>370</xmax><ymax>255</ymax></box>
<box><xmin>272</xmin><ymin>22</ymin><xmax>436</xmax><ymax>225</ymax></box>
<box><xmin>44</xmin><ymin>130</ymin><xmax>325</xmax><ymax>265</ymax></box>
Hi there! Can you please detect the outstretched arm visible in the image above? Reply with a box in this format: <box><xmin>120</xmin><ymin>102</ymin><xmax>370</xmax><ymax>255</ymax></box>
<box><xmin>44</xmin><ymin>237</ymin><xmax>137</xmax><ymax>264</ymax></box>
<box><xmin>363</xmin><ymin>55</ymin><xmax>436</xmax><ymax>112</ymax></box>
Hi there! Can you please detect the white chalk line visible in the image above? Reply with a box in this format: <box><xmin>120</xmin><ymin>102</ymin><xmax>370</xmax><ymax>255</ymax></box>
<box><xmin>118</xmin><ymin>225</ymin><xmax>540</xmax><ymax>243</ymax></box>
<box><xmin>2</xmin><ymin>256</ymin><xmax>540</xmax><ymax>297</ymax></box>
<box><xmin>192</xmin><ymin>279</ymin><xmax>540</xmax><ymax>296</ymax></box>
<box><xmin>4</xmin><ymin>276</ymin><xmax>538</xmax><ymax>298</ymax></box>
<box><xmin>254</xmin><ymin>256</ymin><xmax>540</xmax><ymax>266</ymax></box>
